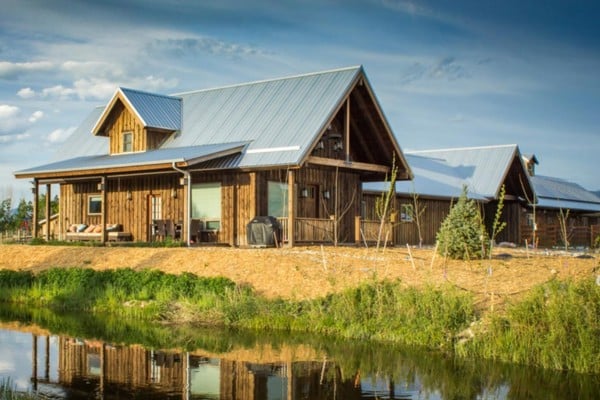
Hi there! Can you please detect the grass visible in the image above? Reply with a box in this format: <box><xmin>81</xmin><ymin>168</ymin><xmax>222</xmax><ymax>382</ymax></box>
<box><xmin>0</xmin><ymin>378</ymin><xmax>37</xmax><ymax>400</ymax></box>
<box><xmin>458</xmin><ymin>278</ymin><xmax>600</xmax><ymax>374</ymax></box>
<box><xmin>0</xmin><ymin>267</ymin><xmax>599</xmax><ymax>374</ymax></box>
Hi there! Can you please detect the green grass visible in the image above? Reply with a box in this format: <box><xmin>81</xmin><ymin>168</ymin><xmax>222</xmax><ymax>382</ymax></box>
<box><xmin>458</xmin><ymin>278</ymin><xmax>600</xmax><ymax>374</ymax></box>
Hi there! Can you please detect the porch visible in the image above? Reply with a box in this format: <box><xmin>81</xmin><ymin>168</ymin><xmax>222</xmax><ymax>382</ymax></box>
<box><xmin>276</xmin><ymin>217</ymin><xmax>390</xmax><ymax>246</ymax></box>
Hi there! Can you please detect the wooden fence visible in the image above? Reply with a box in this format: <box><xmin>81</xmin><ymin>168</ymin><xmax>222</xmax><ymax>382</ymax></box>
<box><xmin>521</xmin><ymin>224</ymin><xmax>600</xmax><ymax>248</ymax></box>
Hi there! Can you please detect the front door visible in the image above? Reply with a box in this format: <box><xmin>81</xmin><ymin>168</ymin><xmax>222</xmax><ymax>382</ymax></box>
<box><xmin>147</xmin><ymin>194</ymin><xmax>162</xmax><ymax>241</ymax></box>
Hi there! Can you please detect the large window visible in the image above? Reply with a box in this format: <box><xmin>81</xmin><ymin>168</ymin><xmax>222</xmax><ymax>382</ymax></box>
<box><xmin>122</xmin><ymin>131</ymin><xmax>133</xmax><ymax>153</ymax></box>
<box><xmin>88</xmin><ymin>195</ymin><xmax>102</xmax><ymax>215</ymax></box>
<box><xmin>191</xmin><ymin>183</ymin><xmax>221</xmax><ymax>229</ymax></box>
<box><xmin>268</xmin><ymin>181</ymin><xmax>288</xmax><ymax>217</ymax></box>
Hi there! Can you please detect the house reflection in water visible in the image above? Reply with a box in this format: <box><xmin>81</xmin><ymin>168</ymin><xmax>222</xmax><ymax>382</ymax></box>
<box><xmin>29</xmin><ymin>333</ymin><xmax>411</xmax><ymax>399</ymax></box>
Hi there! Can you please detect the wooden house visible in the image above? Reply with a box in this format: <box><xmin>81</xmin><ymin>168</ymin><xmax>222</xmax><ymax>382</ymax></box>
<box><xmin>521</xmin><ymin>167</ymin><xmax>600</xmax><ymax>248</ymax></box>
<box><xmin>14</xmin><ymin>66</ymin><xmax>411</xmax><ymax>246</ymax></box>
<box><xmin>363</xmin><ymin>144</ymin><xmax>535</xmax><ymax>246</ymax></box>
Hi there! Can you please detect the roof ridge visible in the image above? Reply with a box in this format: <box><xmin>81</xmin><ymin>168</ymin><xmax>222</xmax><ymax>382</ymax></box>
<box><xmin>120</xmin><ymin>87</ymin><xmax>182</xmax><ymax>100</ymax></box>
<box><xmin>407</xmin><ymin>143</ymin><xmax>517</xmax><ymax>154</ymax></box>
<box><xmin>173</xmin><ymin>65</ymin><xmax>363</xmax><ymax>96</ymax></box>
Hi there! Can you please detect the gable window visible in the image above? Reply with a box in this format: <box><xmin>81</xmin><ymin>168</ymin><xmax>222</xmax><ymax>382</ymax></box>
<box><xmin>88</xmin><ymin>195</ymin><xmax>102</xmax><ymax>215</ymax></box>
<box><xmin>122</xmin><ymin>131</ymin><xmax>133</xmax><ymax>153</ymax></box>
<box><xmin>191</xmin><ymin>182</ymin><xmax>221</xmax><ymax>230</ymax></box>
<box><xmin>268</xmin><ymin>181</ymin><xmax>288</xmax><ymax>217</ymax></box>
<box><xmin>400</xmin><ymin>204</ymin><xmax>414</xmax><ymax>222</ymax></box>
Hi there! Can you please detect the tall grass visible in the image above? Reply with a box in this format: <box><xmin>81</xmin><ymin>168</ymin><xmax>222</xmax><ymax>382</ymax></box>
<box><xmin>459</xmin><ymin>278</ymin><xmax>600</xmax><ymax>374</ymax></box>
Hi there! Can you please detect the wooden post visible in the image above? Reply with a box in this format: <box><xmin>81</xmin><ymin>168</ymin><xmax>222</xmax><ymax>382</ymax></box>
<box><xmin>32</xmin><ymin>179</ymin><xmax>39</xmax><ymax>239</ymax></box>
<box><xmin>45</xmin><ymin>184</ymin><xmax>51</xmax><ymax>241</ymax></box>
<box><xmin>32</xmin><ymin>334</ymin><xmax>38</xmax><ymax>390</ymax></box>
<box><xmin>287</xmin><ymin>169</ymin><xmax>295</xmax><ymax>247</ymax></box>
<box><xmin>355</xmin><ymin>216</ymin><xmax>361</xmax><ymax>245</ymax></box>
<box><xmin>101</xmin><ymin>176</ymin><xmax>107</xmax><ymax>244</ymax></box>
<box><xmin>345</xmin><ymin>97</ymin><xmax>350</xmax><ymax>163</ymax></box>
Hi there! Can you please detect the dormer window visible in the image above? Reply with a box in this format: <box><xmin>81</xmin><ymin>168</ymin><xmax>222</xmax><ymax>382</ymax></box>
<box><xmin>122</xmin><ymin>131</ymin><xmax>133</xmax><ymax>153</ymax></box>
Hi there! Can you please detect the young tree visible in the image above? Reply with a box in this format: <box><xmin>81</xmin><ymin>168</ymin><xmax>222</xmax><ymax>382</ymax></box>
<box><xmin>12</xmin><ymin>198</ymin><xmax>33</xmax><ymax>232</ymax></box>
<box><xmin>488</xmin><ymin>184</ymin><xmax>507</xmax><ymax>258</ymax></box>
<box><xmin>557</xmin><ymin>208</ymin><xmax>571</xmax><ymax>251</ymax></box>
<box><xmin>375</xmin><ymin>156</ymin><xmax>398</xmax><ymax>250</ymax></box>
<box><xmin>437</xmin><ymin>186</ymin><xmax>488</xmax><ymax>260</ymax></box>
<box><xmin>0</xmin><ymin>198</ymin><xmax>13</xmax><ymax>232</ymax></box>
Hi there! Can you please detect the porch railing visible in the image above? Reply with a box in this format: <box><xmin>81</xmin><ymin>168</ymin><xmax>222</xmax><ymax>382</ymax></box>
<box><xmin>277</xmin><ymin>217</ymin><xmax>334</xmax><ymax>243</ymax></box>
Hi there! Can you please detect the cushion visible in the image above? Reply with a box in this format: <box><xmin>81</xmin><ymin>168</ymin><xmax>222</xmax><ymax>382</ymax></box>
<box><xmin>106</xmin><ymin>224</ymin><xmax>119</xmax><ymax>232</ymax></box>
<box><xmin>76</xmin><ymin>224</ymin><xmax>88</xmax><ymax>232</ymax></box>
<box><xmin>93</xmin><ymin>225</ymin><xmax>103</xmax><ymax>233</ymax></box>
<box><xmin>84</xmin><ymin>225</ymin><xmax>96</xmax><ymax>233</ymax></box>
<box><xmin>68</xmin><ymin>224</ymin><xmax>78</xmax><ymax>233</ymax></box>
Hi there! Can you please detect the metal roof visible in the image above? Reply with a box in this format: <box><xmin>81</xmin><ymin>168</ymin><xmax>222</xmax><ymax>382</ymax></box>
<box><xmin>531</xmin><ymin>175</ymin><xmax>600</xmax><ymax>211</ymax></box>
<box><xmin>119</xmin><ymin>88</ymin><xmax>182</xmax><ymax>131</ymax></box>
<box><xmin>162</xmin><ymin>66</ymin><xmax>362</xmax><ymax>168</ymax></box>
<box><xmin>15</xmin><ymin>142</ymin><xmax>247</xmax><ymax>176</ymax></box>
<box><xmin>364</xmin><ymin>144</ymin><xmax>522</xmax><ymax>201</ymax></box>
<box><xmin>18</xmin><ymin>65</ymin><xmax>411</xmax><ymax>178</ymax></box>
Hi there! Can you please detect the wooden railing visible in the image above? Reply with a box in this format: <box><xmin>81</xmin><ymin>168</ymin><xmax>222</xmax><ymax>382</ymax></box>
<box><xmin>277</xmin><ymin>217</ymin><xmax>334</xmax><ymax>243</ymax></box>
<box><xmin>521</xmin><ymin>224</ymin><xmax>600</xmax><ymax>248</ymax></box>
<box><xmin>355</xmin><ymin>217</ymin><xmax>393</xmax><ymax>245</ymax></box>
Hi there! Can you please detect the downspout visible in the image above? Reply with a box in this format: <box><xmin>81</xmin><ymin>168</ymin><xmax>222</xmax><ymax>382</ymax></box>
<box><xmin>172</xmin><ymin>162</ymin><xmax>192</xmax><ymax>247</ymax></box>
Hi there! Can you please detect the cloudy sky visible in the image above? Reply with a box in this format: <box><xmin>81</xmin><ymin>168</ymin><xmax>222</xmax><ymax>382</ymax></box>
<box><xmin>1</xmin><ymin>0</ymin><xmax>599</xmax><ymax>202</ymax></box>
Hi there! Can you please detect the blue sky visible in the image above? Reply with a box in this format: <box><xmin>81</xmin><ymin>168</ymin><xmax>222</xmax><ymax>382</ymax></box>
<box><xmin>1</xmin><ymin>0</ymin><xmax>599</xmax><ymax>202</ymax></box>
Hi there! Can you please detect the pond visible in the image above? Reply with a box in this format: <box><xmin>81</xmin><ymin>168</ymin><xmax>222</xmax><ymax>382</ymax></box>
<box><xmin>0</xmin><ymin>304</ymin><xmax>598</xmax><ymax>399</ymax></box>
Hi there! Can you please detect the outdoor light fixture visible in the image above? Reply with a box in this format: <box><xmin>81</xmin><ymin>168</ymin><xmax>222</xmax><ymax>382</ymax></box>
<box><xmin>300</xmin><ymin>188</ymin><xmax>309</xmax><ymax>198</ymax></box>
<box><xmin>126</xmin><ymin>190</ymin><xmax>132</xmax><ymax>201</ymax></box>
<box><xmin>171</xmin><ymin>188</ymin><xmax>177</xmax><ymax>199</ymax></box>
<box><xmin>333</xmin><ymin>140</ymin><xmax>343</xmax><ymax>151</ymax></box>
<box><xmin>315</xmin><ymin>140</ymin><xmax>324</xmax><ymax>150</ymax></box>
<box><xmin>97</xmin><ymin>183</ymin><xmax>105</xmax><ymax>191</ymax></box>
<box><xmin>323</xmin><ymin>190</ymin><xmax>330</xmax><ymax>200</ymax></box>
<box><xmin>179</xmin><ymin>177</ymin><xmax>187</xmax><ymax>186</ymax></box>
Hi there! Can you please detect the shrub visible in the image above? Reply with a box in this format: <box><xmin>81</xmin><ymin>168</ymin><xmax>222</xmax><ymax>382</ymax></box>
<box><xmin>437</xmin><ymin>187</ymin><xmax>487</xmax><ymax>260</ymax></box>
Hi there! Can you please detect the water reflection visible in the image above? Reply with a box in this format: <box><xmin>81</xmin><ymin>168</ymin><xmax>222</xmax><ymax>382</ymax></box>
<box><xmin>0</xmin><ymin>304</ymin><xmax>599</xmax><ymax>399</ymax></box>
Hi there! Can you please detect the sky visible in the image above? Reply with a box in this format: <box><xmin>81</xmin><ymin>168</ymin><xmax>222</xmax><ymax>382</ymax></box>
<box><xmin>1</xmin><ymin>0</ymin><xmax>599</xmax><ymax>203</ymax></box>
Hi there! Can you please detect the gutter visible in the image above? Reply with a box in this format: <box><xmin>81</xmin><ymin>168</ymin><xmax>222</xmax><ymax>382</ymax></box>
<box><xmin>172</xmin><ymin>162</ymin><xmax>192</xmax><ymax>247</ymax></box>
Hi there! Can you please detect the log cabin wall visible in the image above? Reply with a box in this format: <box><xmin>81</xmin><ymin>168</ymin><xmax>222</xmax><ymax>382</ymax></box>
<box><xmin>60</xmin><ymin>173</ymin><xmax>184</xmax><ymax>241</ymax></box>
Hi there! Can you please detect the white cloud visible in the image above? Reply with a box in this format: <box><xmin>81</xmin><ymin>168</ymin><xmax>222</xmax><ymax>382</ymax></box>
<box><xmin>17</xmin><ymin>87</ymin><xmax>36</xmax><ymax>99</ymax></box>
<box><xmin>46</xmin><ymin>126</ymin><xmax>75</xmax><ymax>143</ymax></box>
<box><xmin>28</xmin><ymin>110</ymin><xmax>43</xmax><ymax>123</ymax></box>
<box><xmin>41</xmin><ymin>84</ymin><xmax>76</xmax><ymax>100</ymax></box>
<box><xmin>0</xmin><ymin>104</ymin><xmax>20</xmax><ymax>119</ymax></box>
<box><xmin>0</xmin><ymin>132</ymin><xmax>30</xmax><ymax>143</ymax></box>
<box><xmin>0</xmin><ymin>61</ymin><xmax>55</xmax><ymax>79</ymax></box>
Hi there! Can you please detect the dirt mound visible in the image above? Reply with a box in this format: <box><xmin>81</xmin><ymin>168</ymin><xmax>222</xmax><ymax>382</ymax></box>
<box><xmin>0</xmin><ymin>244</ymin><xmax>598</xmax><ymax>311</ymax></box>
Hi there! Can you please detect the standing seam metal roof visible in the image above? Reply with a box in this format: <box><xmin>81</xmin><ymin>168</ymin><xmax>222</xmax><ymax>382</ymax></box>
<box><xmin>363</xmin><ymin>144</ymin><xmax>523</xmax><ymax>201</ymax></box>
<box><xmin>120</xmin><ymin>88</ymin><xmax>181</xmax><ymax>131</ymax></box>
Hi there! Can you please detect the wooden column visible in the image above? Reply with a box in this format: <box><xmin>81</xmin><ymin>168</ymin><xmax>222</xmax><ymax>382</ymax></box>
<box><xmin>32</xmin><ymin>334</ymin><xmax>38</xmax><ymax>390</ymax></box>
<box><xmin>45</xmin><ymin>184</ymin><xmax>51</xmax><ymax>241</ymax></box>
<box><xmin>287</xmin><ymin>170</ymin><xmax>295</xmax><ymax>247</ymax></box>
<box><xmin>100</xmin><ymin>176</ymin><xmax>107</xmax><ymax>244</ymax></box>
<box><xmin>32</xmin><ymin>179</ymin><xmax>39</xmax><ymax>239</ymax></box>
<box><xmin>345</xmin><ymin>97</ymin><xmax>350</xmax><ymax>163</ymax></box>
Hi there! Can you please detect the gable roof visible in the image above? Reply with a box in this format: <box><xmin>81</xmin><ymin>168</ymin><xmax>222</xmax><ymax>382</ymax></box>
<box><xmin>531</xmin><ymin>175</ymin><xmax>600</xmax><ymax>212</ymax></box>
<box><xmin>363</xmin><ymin>144</ymin><xmax>534</xmax><ymax>202</ymax></box>
<box><xmin>93</xmin><ymin>88</ymin><xmax>182</xmax><ymax>134</ymax></box>
<box><xmin>16</xmin><ymin>66</ymin><xmax>411</xmax><ymax>180</ymax></box>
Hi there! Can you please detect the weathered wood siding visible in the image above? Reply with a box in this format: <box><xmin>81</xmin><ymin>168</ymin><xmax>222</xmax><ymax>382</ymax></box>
<box><xmin>60</xmin><ymin>174</ymin><xmax>184</xmax><ymax>241</ymax></box>
<box><xmin>106</xmin><ymin>102</ymin><xmax>145</xmax><ymax>154</ymax></box>
<box><xmin>258</xmin><ymin>166</ymin><xmax>361</xmax><ymax>244</ymax></box>
<box><xmin>521</xmin><ymin>209</ymin><xmax>600</xmax><ymax>248</ymax></box>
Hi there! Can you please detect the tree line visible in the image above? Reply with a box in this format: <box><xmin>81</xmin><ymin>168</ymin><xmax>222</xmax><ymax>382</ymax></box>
<box><xmin>0</xmin><ymin>194</ymin><xmax>59</xmax><ymax>233</ymax></box>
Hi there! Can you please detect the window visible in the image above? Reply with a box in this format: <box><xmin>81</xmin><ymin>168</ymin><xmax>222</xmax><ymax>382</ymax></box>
<box><xmin>400</xmin><ymin>204</ymin><xmax>414</xmax><ymax>222</ymax></box>
<box><xmin>122</xmin><ymin>131</ymin><xmax>133</xmax><ymax>153</ymax></box>
<box><xmin>268</xmin><ymin>181</ymin><xmax>288</xmax><ymax>217</ymax></box>
<box><xmin>88</xmin><ymin>195</ymin><xmax>102</xmax><ymax>215</ymax></box>
<box><xmin>191</xmin><ymin>182</ymin><xmax>221</xmax><ymax>224</ymax></box>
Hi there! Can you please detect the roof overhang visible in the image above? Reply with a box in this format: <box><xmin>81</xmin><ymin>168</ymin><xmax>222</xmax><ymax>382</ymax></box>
<box><xmin>14</xmin><ymin>142</ymin><xmax>248</xmax><ymax>180</ymax></box>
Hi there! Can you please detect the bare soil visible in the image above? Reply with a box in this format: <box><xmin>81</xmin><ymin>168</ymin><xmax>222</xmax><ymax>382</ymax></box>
<box><xmin>1</xmin><ymin>244</ymin><xmax>598</xmax><ymax>312</ymax></box>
